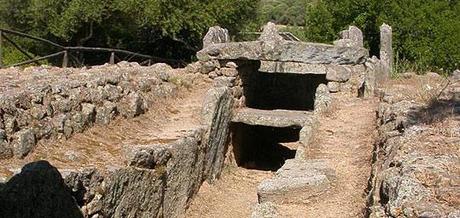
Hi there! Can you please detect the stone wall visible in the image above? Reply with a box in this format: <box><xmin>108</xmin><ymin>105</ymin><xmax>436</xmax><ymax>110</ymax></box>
<box><xmin>368</xmin><ymin>78</ymin><xmax>460</xmax><ymax>217</ymax></box>
<box><xmin>0</xmin><ymin>63</ymin><xmax>179</xmax><ymax>159</ymax></box>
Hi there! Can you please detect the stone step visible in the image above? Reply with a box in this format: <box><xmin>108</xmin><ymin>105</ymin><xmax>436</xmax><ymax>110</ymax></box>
<box><xmin>231</xmin><ymin>108</ymin><xmax>314</xmax><ymax>128</ymax></box>
<box><xmin>257</xmin><ymin>159</ymin><xmax>335</xmax><ymax>204</ymax></box>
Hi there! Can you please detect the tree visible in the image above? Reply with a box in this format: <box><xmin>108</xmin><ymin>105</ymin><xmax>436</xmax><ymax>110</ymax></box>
<box><xmin>0</xmin><ymin>0</ymin><xmax>259</xmax><ymax>65</ymax></box>
<box><xmin>304</xmin><ymin>0</ymin><xmax>460</xmax><ymax>73</ymax></box>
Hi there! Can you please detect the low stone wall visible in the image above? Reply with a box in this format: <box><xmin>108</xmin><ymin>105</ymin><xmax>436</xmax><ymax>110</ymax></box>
<box><xmin>0</xmin><ymin>63</ymin><xmax>180</xmax><ymax>159</ymax></box>
<box><xmin>368</xmin><ymin>78</ymin><xmax>460</xmax><ymax>217</ymax></box>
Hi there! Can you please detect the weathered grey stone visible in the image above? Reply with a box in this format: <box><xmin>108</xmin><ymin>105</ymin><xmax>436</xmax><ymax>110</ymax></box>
<box><xmin>64</xmin><ymin>168</ymin><xmax>104</xmax><ymax>210</ymax></box>
<box><xmin>101</xmin><ymin>167</ymin><xmax>166</xmax><ymax>218</ymax></box>
<box><xmin>163</xmin><ymin>130</ymin><xmax>207</xmax><ymax>217</ymax></box>
<box><xmin>126</xmin><ymin>145</ymin><xmax>172</xmax><ymax>169</ymax></box>
<box><xmin>220</xmin><ymin>68</ymin><xmax>239</xmax><ymax>77</ymax></box>
<box><xmin>232</xmin><ymin>108</ymin><xmax>313</xmax><ymax>128</ymax></box>
<box><xmin>81</xmin><ymin>103</ymin><xmax>96</xmax><ymax>125</ymax></box>
<box><xmin>380</xmin><ymin>23</ymin><xmax>393</xmax><ymax>77</ymax></box>
<box><xmin>251</xmin><ymin>202</ymin><xmax>279</xmax><ymax>218</ymax></box>
<box><xmin>203</xmin><ymin>26</ymin><xmax>230</xmax><ymax>48</ymax></box>
<box><xmin>327</xmin><ymin>82</ymin><xmax>341</xmax><ymax>93</ymax></box>
<box><xmin>314</xmin><ymin>84</ymin><xmax>332</xmax><ymax>114</ymax></box>
<box><xmin>225</xmin><ymin>61</ymin><xmax>238</xmax><ymax>68</ymax></box>
<box><xmin>348</xmin><ymin>26</ymin><xmax>364</xmax><ymax>47</ymax></box>
<box><xmin>231</xmin><ymin>86</ymin><xmax>243</xmax><ymax>98</ymax></box>
<box><xmin>259</xmin><ymin>61</ymin><xmax>327</xmax><ymax>74</ymax></box>
<box><xmin>0</xmin><ymin>161</ymin><xmax>83</xmax><ymax>218</ymax></box>
<box><xmin>213</xmin><ymin>76</ymin><xmax>236</xmax><ymax>87</ymax></box>
<box><xmin>201</xmin><ymin>60</ymin><xmax>220</xmax><ymax>74</ymax></box>
<box><xmin>0</xmin><ymin>142</ymin><xmax>12</xmax><ymax>159</ymax></box>
<box><xmin>326</xmin><ymin>65</ymin><xmax>351</xmax><ymax>82</ymax></box>
<box><xmin>295</xmin><ymin>116</ymin><xmax>318</xmax><ymax>159</ymax></box>
<box><xmin>13</xmin><ymin>129</ymin><xmax>36</xmax><ymax>158</ymax></box>
<box><xmin>208</xmin><ymin>71</ymin><xmax>218</xmax><ymax>79</ymax></box>
<box><xmin>200</xmin><ymin>87</ymin><xmax>234</xmax><ymax>182</ymax></box>
<box><xmin>0</xmin><ymin>129</ymin><xmax>5</xmax><ymax>142</ymax></box>
<box><xmin>119</xmin><ymin>92</ymin><xmax>144</xmax><ymax>118</ymax></box>
<box><xmin>197</xmin><ymin>41</ymin><xmax>368</xmax><ymax>65</ymax></box>
<box><xmin>257</xmin><ymin>159</ymin><xmax>335</xmax><ymax>204</ymax></box>
<box><xmin>452</xmin><ymin>69</ymin><xmax>460</xmax><ymax>81</ymax></box>
<box><xmin>258</xmin><ymin>22</ymin><xmax>283</xmax><ymax>42</ymax></box>
<box><xmin>96</xmin><ymin>101</ymin><xmax>117</xmax><ymax>125</ymax></box>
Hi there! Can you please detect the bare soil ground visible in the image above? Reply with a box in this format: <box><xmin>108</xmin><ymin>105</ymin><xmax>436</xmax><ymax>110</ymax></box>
<box><xmin>0</xmin><ymin>82</ymin><xmax>211</xmax><ymax>178</ymax></box>
<box><xmin>186</xmin><ymin>166</ymin><xmax>274</xmax><ymax>218</ymax></box>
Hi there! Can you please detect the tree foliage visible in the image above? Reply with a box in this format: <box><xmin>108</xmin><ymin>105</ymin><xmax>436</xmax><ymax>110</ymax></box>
<box><xmin>304</xmin><ymin>0</ymin><xmax>460</xmax><ymax>72</ymax></box>
<box><xmin>0</xmin><ymin>0</ymin><xmax>258</xmax><ymax>64</ymax></box>
<box><xmin>258</xmin><ymin>0</ymin><xmax>309</xmax><ymax>26</ymax></box>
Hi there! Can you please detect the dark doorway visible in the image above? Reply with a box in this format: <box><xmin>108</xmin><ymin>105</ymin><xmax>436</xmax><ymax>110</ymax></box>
<box><xmin>238</xmin><ymin>61</ymin><xmax>327</xmax><ymax>111</ymax></box>
<box><xmin>231</xmin><ymin>123</ymin><xmax>299</xmax><ymax>171</ymax></box>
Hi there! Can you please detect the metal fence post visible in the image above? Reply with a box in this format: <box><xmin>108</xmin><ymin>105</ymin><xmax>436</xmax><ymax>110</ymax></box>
<box><xmin>62</xmin><ymin>50</ymin><xmax>68</xmax><ymax>68</ymax></box>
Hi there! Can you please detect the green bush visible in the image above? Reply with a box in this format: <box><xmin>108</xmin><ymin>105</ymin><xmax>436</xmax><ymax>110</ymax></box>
<box><xmin>304</xmin><ymin>0</ymin><xmax>460</xmax><ymax>73</ymax></box>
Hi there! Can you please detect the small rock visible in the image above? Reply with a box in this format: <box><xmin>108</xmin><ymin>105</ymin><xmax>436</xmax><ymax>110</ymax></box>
<box><xmin>327</xmin><ymin>82</ymin><xmax>341</xmax><ymax>93</ymax></box>
<box><xmin>451</xmin><ymin>69</ymin><xmax>460</xmax><ymax>81</ymax></box>
<box><xmin>225</xmin><ymin>62</ymin><xmax>238</xmax><ymax>68</ymax></box>
<box><xmin>13</xmin><ymin>129</ymin><xmax>36</xmax><ymax>158</ymax></box>
<box><xmin>220</xmin><ymin>68</ymin><xmax>238</xmax><ymax>77</ymax></box>
<box><xmin>0</xmin><ymin>129</ymin><xmax>6</xmax><ymax>141</ymax></box>
<box><xmin>231</xmin><ymin>86</ymin><xmax>243</xmax><ymax>98</ymax></box>
<box><xmin>201</xmin><ymin>60</ymin><xmax>220</xmax><ymax>74</ymax></box>
<box><xmin>426</xmin><ymin>72</ymin><xmax>441</xmax><ymax>78</ymax></box>
<box><xmin>208</xmin><ymin>71</ymin><xmax>218</xmax><ymax>79</ymax></box>
<box><xmin>203</xmin><ymin>26</ymin><xmax>230</xmax><ymax>48</ymax></box>
<box><xmin>213</xmin><ymin>76</ymin><xmax>236</xmax><ymax>87</ymax></box>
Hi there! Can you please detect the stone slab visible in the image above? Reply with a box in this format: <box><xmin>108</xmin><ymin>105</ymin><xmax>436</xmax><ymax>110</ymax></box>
<box><xmin>231</xmin><ymin>108</ymin><xmax>314</xmax><ymax>128</ymax></box>
<box><xmin>197</xmin><ymin>41</ymin><xmax>368</xmax><ymax>65</ymax></box>
<box><xmin>257</xmin><ymin>159</ymin><xmax>335</xmax><ymax>204</ymax></box>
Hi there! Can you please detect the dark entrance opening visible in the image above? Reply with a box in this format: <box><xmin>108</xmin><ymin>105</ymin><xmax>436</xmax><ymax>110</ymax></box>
<box><xmin>231</xmin><ymin>123</ymin><xmax>299</xmax><ymax>171</ymax></box>
<box><xmin>238</xmin><ymin>61</ymin><xmax>327</xmax><ymax>111</ymax></box>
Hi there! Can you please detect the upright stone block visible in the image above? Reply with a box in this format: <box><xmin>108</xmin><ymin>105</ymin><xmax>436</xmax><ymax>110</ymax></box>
<box><xmin>203</xmin><ymin>26</ymin><xmax>230</xmax><ymax>48</ymax></box>
<box><xmin>380</xmin><ymin>23</ymin><xmax>393</xmax><ymax>78</ymax></box>
<box><xmin>348</xmin><ymin>26</ymin><xmax>364</xmax><ymax>47</ymax></box>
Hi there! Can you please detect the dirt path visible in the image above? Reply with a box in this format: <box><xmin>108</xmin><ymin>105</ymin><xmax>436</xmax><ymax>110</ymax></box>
<box><xmin>277</xmin><ymin>97</ymin><xmax>378</xmax><ymax>218</ymax></box>
<box><xmin>0</xmin><ymin>83</ymin><xmax>210</xmax><ymax>177</ymax></box>
<box><xmin>186</xmin><ymin>166</ymin><xmax>273</xmax><ymax>218</ymax></box>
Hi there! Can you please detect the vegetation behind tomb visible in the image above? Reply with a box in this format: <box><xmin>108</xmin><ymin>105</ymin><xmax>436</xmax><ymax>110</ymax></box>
<box><xmin>0</xmin><ymin>0</ymin><xmax>459</xmax><ymax>73</ymax></box>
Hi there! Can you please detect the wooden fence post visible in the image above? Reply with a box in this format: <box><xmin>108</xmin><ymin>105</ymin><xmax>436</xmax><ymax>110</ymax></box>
<box><xmin>62</xmin><ymin>50</ymin><xmax>68</xmax><ymax>68</ymax></box>
<box><xmin>0</xmin><ymin>30</ymin><xmax>3</xmax><ymax>68</ymax></box>
<box><xmin>109</xmin><ymin>52</ymin><xmax>115</xmax><ymax>64</ymax></box>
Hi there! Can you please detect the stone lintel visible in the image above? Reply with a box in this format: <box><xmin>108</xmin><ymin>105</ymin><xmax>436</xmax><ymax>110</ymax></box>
<box><xmin>197</xmin><ymin>41</ymin><xmax>369</xmax><ymax>65</ymax></box>
<box><xmin>231</xmin><ymin>108</ymin><xmax>314</xmax><ymax>128</ymax></box>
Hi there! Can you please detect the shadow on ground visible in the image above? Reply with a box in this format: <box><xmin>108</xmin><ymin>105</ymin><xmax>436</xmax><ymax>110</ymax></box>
<box><xmin>0</xmin><ymin>160</ymin><xmax>83</xmax><ymax>218</ymax></box>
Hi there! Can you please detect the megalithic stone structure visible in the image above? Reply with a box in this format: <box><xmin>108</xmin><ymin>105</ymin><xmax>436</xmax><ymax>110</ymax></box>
<box><xmin>380</xmin><ymin>23</ymin><xmax>393</xmax><ymax>77</ymax></box>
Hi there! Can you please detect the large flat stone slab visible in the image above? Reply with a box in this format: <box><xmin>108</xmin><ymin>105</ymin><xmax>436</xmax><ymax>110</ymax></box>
<box><xmin>231</xmin><ymin>108</ymin><xmax>314</xmax><ymax>128</ymax></box>
<box><xmin>197</xmin><ymin>41</ymin><xmax>368</xmax><ymax>65</ymax></box>
<box><xmin>257</xmin><ymin>159</ymin><xmax>335</xmax><ymax>204</ymax></box>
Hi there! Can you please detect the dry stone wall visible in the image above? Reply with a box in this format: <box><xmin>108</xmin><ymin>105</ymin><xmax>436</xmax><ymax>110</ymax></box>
<box><xmin>0</xmin><ymin>63</ymin><xmax>179</xmax><ymax>159</ymax></box>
